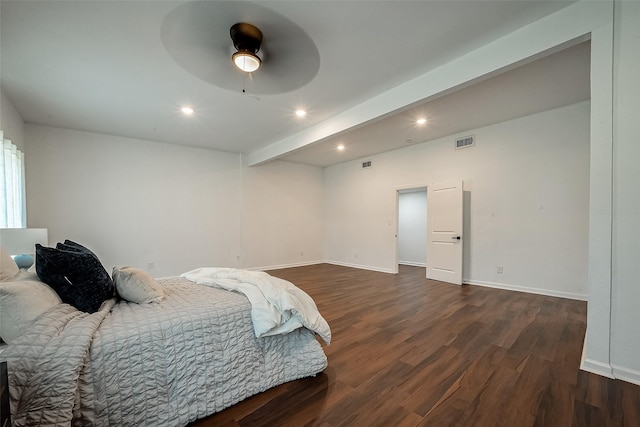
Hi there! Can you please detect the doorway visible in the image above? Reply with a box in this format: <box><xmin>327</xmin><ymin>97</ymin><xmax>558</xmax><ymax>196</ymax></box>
<box><xmin>394</xmin><ymin>181</ymin><xmax>464</xmax><ymax>285</ymax></box>
<box><xmin>396</xmin><ymin>187</ymin><xmax>427</xmax><ymax>272</ymax></box>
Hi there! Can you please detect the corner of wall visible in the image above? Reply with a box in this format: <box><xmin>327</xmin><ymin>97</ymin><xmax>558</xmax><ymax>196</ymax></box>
<box><xmin>0</xmin><ymin>90</ymin><xmax>25</xmax><ymax>151</ymax></box>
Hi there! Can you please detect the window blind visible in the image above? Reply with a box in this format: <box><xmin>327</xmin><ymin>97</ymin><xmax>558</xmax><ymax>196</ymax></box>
<box><xmin>0</xmin><ymin>131</ymin><xmax>26</xmax><ymax>228</ymax></box>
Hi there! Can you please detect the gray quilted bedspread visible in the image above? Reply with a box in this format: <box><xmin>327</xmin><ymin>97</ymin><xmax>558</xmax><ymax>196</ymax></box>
<box><xmin>5</xmin><ymin>277</ymin><xmax>328</xmax><ymax>426</ymax></box>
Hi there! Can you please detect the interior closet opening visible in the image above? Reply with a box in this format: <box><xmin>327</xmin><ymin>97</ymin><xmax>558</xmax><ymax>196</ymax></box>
<box><xmin>396</xmin><ymin>187</ymin><xmax>427</xmax><ymax>272</ymax></box>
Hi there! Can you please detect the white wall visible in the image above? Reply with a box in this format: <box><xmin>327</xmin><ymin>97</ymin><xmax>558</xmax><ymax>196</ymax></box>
<box><xmin>25</xmin><ymin>125</ymin><xmax>325</xmax><ymax>277</ymax></box>
<box><xmin>583</xmin><ymin>5</ymin><xmax>615</xmax><ymax>380</ymax></box>
<box><xmin>242</xmin><ymin>159</ymin><xmax>325</xmax><ymax>270</ymax></box>
<box><xmin>0</xmin><ymin>90</ymin><xmax>25</xmax><ymax>151</ymax></box>
<box><xmin>398</xmin><ymin>190</ymin><xmax>427</xmax><ymax>266</ymax></box>
<box><xmin>325</xmin><ymin>101</ymin><xmax>590</xmax><ymax>299</ymax></box>
<box><xmin>26</xmin><ymin>125</ymin><xmax>243</xmax><ymax>277</ymax></box>
<box><xmin>610</xmin><ymin>0</ymin><xmax>640</xmax><ymax>385</ymax></box>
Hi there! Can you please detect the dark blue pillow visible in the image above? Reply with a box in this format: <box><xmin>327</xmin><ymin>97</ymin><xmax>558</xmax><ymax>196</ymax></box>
<box><xmin>35</xmin><ymin>241</ymin><xmax>114</xmax><ymax>313</ymax></box>
<box><xmin>56</xmin><ymin>239</ymin><xmax>115</xmax><ymax>300</ymax></box>
<box><xmin>56</xmin><ymin>239</ymin><xmax>103</xmax><ymax>261</ymax></box>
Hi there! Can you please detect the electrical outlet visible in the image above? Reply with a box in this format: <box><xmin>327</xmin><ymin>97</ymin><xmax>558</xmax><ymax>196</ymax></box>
<box><xmin>497</xmin><ymin>265</ymin><xmax>503</xmax><ymax>274</ymax></box>
<box><xmin>147</xmin><ymin>261</ymin><xmax>155</xmax><ymax>270</ymax></box>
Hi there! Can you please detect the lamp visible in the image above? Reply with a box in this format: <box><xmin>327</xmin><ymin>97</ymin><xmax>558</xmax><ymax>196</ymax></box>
<box><xmin>232</xmin><ymin>51</ymin><xmax>261</xmax><ymax>73</ymax></box>
<box><xmin>0</xmin><ymin>228</ymin><xmax>48</xmax><ymax>269</ymax></box>
<box><xmin>230</xmin><ymin>23</ymin><xmax>263</xmax><ymax>73</ymax></box>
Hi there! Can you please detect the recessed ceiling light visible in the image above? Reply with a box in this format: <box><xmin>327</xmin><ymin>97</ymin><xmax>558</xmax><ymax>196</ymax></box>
<box><xmin>295</xmin><ymin>109</ymin><xmax>306</xmax><ymax>117</ymax></box>
<box><xmin>181</xmin><ymin>106</ymin><xmax>194</xmax><ymax>115</ymax></box>
<box><xmin>416</xmin><ymin>118</ymin><xmax>427</xmax><ymax>125</ymax></box>
<box><xmin>337</xmin><ymin>144</ymin><xmax>345</xmax><ymax>151</ymax></box>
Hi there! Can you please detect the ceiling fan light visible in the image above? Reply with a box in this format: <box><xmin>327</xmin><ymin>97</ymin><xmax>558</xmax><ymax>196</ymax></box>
<box><xmin>232</xmin><ymin>51</ymin><xmax>261</xmax><ymax>73</ymax></box>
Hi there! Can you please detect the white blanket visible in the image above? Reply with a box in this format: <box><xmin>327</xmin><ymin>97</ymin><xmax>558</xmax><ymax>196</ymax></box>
<box><xmin>181</xmin><ymin>268</ymin><xmax>331</xmax><ymax>344</ymax></box>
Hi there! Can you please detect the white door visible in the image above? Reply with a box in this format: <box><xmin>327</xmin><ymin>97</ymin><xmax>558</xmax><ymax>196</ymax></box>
<box><xmin>426</xmin><ymin>181</ymin><xmax>463</xmax><ymax>285</ymax></box>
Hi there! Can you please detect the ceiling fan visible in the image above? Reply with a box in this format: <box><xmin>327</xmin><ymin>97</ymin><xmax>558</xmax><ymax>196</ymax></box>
<box><xmin>230</xmin><ymin>22</ymin><xmax>263</xmax><ymax>73</ymax></box>
<box><xmin>160</xmin><ymin>1</ymin><xmax>320</xmax><ymax>94</ymax></box>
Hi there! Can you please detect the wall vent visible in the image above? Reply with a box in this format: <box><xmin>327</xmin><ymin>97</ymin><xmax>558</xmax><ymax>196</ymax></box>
<box><xmin>455</xmin><ymin>135</ymin><xmax>475</xmax><ymax>150</ymax></box>
<box><xmin>361</xmin><ymin>160</ymin><xmax>372</xmax><ymax>169</ymax></box>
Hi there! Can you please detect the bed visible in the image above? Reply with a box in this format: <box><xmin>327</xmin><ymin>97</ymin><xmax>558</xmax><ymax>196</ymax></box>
<box><xmin>0</xmin><ymin>243</ymin><xmax>330</xmax><ymax>426</ymax></box>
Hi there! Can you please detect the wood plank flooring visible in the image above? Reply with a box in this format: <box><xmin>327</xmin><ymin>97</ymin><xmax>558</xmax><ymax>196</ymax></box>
<box><xmin>189</xmin><ymin>264</ymin><xmax>640</xmax><ymax>427</ymax></box>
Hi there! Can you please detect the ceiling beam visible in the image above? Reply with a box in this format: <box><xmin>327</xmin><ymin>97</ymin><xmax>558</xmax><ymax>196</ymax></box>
<box><xmin>247</xmin><ymin>0</ymin><xmax>603</xmax><ymax>167</ymax></box>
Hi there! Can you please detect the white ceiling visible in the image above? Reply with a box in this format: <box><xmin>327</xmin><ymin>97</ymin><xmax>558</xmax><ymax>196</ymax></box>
<box><xmin>0</xmin><ymin>0</ymin><xmax>585</xmax><ymax>168</ymax></box>
<box><xmin>282</xmin><ymin>41</ymin><xmax>590</xmax><ymax>166</ymax></box>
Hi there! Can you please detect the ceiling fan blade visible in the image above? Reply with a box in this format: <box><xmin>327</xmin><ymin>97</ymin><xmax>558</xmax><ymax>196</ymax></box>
<box><xmin>161</xmin><ymin>1</ymin><xmax>320</xmax><ymax>95</ymax></box>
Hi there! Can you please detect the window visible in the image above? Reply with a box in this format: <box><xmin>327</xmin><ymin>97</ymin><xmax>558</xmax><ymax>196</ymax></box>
<box><xmin>0</xmin><ymin>131</ymin><xmax>26</xmax><ymax>228</ymax></box>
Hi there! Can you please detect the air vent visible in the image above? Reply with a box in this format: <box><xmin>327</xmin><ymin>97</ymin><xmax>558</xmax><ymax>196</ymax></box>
<box><xmin>455</xmin><ymin>135</ymin><xmax>475</xmax><ymax>150</ymax></box>
<box><xmin>362</xmin><ymin>160</ymin><xmax>372</xmax><ymax>169</ymax></box>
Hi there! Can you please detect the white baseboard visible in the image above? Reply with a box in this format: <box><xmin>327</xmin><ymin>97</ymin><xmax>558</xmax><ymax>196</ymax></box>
<box><xmin>580</xmin><ymin>358</ymin><xmax>640</xmax><ymax>387</ymax></box>
<box><xmin>464</xmin><ymin>279</ymin><xmax>588</xmax><ymax>301</ymax></box>
<box><xmin>581</xmin><ymin>358</ymin><xmax>615</xmax><ymax>379</ymax></box>
<box><xmin>612</xmin><ymin>364</ymin><xmax>640</xmax><ymax>386</ymax></box>
<box><xmin>251</xmin><ymin>263</ymin><xmax>586</xmax><ymax>301</ymax></box>
<box><xmin>325</xmin><ymin>260</ymin><xmax>394</xmax><ymax>274</ymax></box>
<box><xmin>249</xmin><ymin>260</ymin><xmax>324</xmax><ymax>272</ymax></box>
<box><xmin>398</xmin><ymin>261</ymin><xmax>427</xmax><ymax>267</ymax></box>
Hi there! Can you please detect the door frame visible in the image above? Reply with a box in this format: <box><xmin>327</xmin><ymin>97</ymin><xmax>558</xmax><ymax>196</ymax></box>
<box><xmin>392</xmin><ymin>184</ymin><xmax>429</xmax><ymax>274</ymax></box>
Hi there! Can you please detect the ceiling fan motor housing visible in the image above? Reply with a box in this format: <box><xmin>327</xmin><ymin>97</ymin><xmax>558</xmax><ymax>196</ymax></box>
<box><xmin>230</xmin><ymin>22</ymin><xmax>263</xmax><ymax>54</ymax></box>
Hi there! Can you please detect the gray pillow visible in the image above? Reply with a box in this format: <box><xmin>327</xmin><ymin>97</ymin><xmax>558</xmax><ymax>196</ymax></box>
<box><xmin>0</xmin><ymin>247</ymin><xmax>19</xmax><ymax>282</ymax></box>
<box><xmin>113</xmin><ymin>266</ymin><xmax>163</xmax><ymax>304</ymax></box>
<box><xmin>0</xmin><ymin>277</ymin><xmax>62</xmax><ymax>343</ymax></box>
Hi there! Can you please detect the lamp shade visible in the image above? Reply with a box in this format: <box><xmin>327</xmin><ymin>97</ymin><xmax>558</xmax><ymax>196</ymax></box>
<box><xmin>232</xmin><ymin>51</ymin><xmax>261</xmax><ymax>73</ymax></box>
<box><xmin>0</xmin><ymin>228</ymin><xmax>48</xmax><ymax>268</ymax></box>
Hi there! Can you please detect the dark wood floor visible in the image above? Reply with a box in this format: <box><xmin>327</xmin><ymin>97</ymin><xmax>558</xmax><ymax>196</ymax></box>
<box><xmin>190</xmin><ymin>264</ymin><xmax>640</xmax><ymax>427</ymax></box>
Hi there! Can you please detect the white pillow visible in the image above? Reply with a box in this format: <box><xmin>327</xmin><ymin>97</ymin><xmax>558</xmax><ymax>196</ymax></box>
<box><xmin>0</xmin><ymin>247</ymin><xmax>20</xmax><ymax>282</ymax></box>
<box><xmin>0</xmin><ymin>278</ymin><xmax>62</xmax><ymax>343</ymax></box>
<box><xmin>113</xmin><ymin>266</ymin><xmax>163</xmax><ymax>304</ymax></box>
